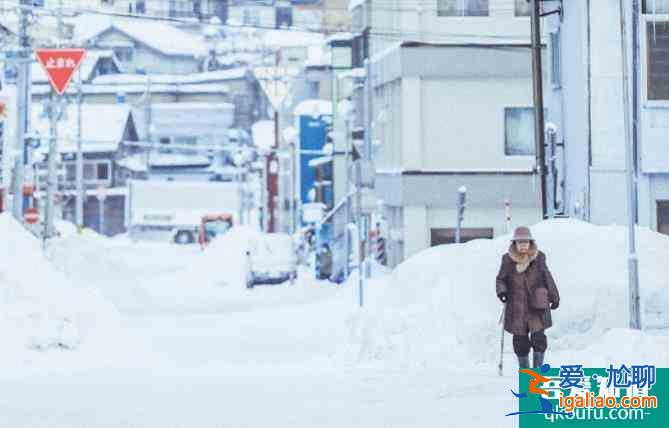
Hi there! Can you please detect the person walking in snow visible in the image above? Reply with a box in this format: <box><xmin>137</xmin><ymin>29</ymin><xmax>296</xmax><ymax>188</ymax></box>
<box><xmin>496</xmin><ymin>226</ymin><xmax>560</xmax><ymax>369</ymax></box>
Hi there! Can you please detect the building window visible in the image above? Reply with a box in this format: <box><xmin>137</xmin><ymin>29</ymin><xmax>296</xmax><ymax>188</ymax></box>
<box><xmin>550</xmin><ymin>30</ymin><xmax>562</xmax><ymax>88</ymax></box>
<box><xmin>113</xmin><ymin>46</ymin><xmax>134</xmax><ymax>63</ymax></box>
<box><xmin>159</xmin><ymin>137</ymin><xmax>170</xmax><ymax>145</ymax></box>
<box><xmin>658</xmin><ymin>201</ymin><xmax>669</xmax><ymax>235</ymax></box>
<box><xmin>437</xmin><ymin>0</ymin><xmax>489</xmax><ymax>17</ymax></box>
<box><xmin>66</xmin><ymin>160</ymin><xmax>112</xmax><ymax>184</ymax></box>
<box><xmin>243</xmin><ymin>8</ymin><xmax>261</xmax><ymax>26</ymax></box>
<box><xmin>643</xmin><ymin>0</ymin><xmax>669</xmax><ymax>13</ymax></box>
<box><xmin>169</xmin><ymin>0</ymin><xmax>194</xmax><ymax>18</ymax></box>
<box><xmin>174</xmin><ymin>136</ymin><xmax>198</xmax><ymax>145</ymax></box>
<box><xmin>276</xmin><ymin>6</ymin><xmax>293</xmax><ymax>29</ymax></box>
<box><xmin>430</xmin><ymin>228</ymin><xmax>494</xmax><ymax>246</ymax></box>
<box><xmin>515</xmin><ymin>0</ymin><xmax>531</xmax><ymax>16</ymax></box>
<box><xmin>65</xmin><ymin>164</ymin><xmax>76</xmax><ymax>182</ymax></box>
<box><xmin>135</xmin><ymin>0</ymin><xmax>146</xmax><ymax>14</ymax></box>
<box><xmin>505</xmin><ymin>107</ymin><xmax>536</xmax><ymax>156</ymax></box>
<box><xmin>647</xmin><ymin>21</ymin><xmax>669</xmax><ymax>100</ymax></box>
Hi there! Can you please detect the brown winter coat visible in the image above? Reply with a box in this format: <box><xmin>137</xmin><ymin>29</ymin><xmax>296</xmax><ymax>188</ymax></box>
<box><xmin>495</xmin><ymin>243</ymin><xmax>560</xmax><ymax>335</ymax></box>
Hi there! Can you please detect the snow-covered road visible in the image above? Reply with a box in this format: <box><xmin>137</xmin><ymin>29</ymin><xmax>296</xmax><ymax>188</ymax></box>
<box><xmin>2</xmin><ymin>235</ymin><xmax>516</xmax><ymax>427</ymax></box>
<box><xmin>3</xmin><ymin>217</ymin><xmax>669</xmax><ymax>427</ymax></box>
<box><xmin>0</xmin><ymin>366</ymin><xmax>515</xmax><ymax>428</ymax></box>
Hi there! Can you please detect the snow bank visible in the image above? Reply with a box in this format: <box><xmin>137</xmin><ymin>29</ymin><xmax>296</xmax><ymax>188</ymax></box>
<box><xmin>342</xmin><ymin>219</ymin><xmax>669</xmax><ymax>369</ymax></box>
<box><xmin>180</xmin><ymin>226</ymin><xmax>259</xmax><ymax>289</ymax></box>
<box><xmin>0</xmin><ymin>214</ymin><xmax>121</xmax><ymax>368</ymax></box>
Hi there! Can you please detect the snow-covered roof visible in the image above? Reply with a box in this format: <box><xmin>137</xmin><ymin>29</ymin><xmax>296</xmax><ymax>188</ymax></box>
<box><xmin>31</xmin><ymin>50</ymin><xmax>120</xmax><ymax>84</ymax></box>
<box><xmin>132</xmin><ymin>103</ymin><xmax>235</xmax><ymax>140</ymax></box>
<box><xmin>78</xmin><ymin>16</ymin><xmax>207</xmax><ymax>58</ymax></box>
<box><xmin>325</xmin><ymin>33</ymin><xmax>355</xmax><ymax>44</ymax></box>
<box><xmin>308</xmin><ymin>156</ymin><xmax>333</xmax><ymax>168</ymax></box>
<box><xmin>92</xmin><ymin>68</ymin><xmax>248</xmax><ymax>86</ymax></box>
<box><xmin>262</xmin><ymin>29</ymin><xmax>325</xmax><ymax>48</ymax></box>
<box><xmin>116</xmin><ymin>155</ymin><xmax>147</xmax><ymax>173</ymax></box>
<box><xmin>348</xmin><ymin>0</ymin><xmax>367</xmax><ymax>11</ymax></box>
<box><xmin>32</xmin><ymin>82</ymin><xmax>230</xmax><ymax>96</ymax></box>
<box><xmin>148</xmin><ymin>153</ymin><xmax>212</xmax><ymax>168</ymax></box>
<box><xmin>30</xmin><ymin>104</ymin><xmax>134</xmax><ymax>153</ymax></box>
<box><xmin>118</xmin><ymin>153</ymin><xmax>212</xmax><ymax>171</ymax></box>
<box><xmin>293</xmin><ymin>99</ymin><xmax>332</xmax><ymax>117</ymax></box>
<box><xmin>251</xmin><ymin>120</ymin><xmax>275</xmax><ymax>151</ymax></box>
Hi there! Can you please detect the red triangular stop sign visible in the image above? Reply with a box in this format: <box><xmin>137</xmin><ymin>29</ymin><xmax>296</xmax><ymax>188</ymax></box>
<box><xmin>35</xmin><ymin>48</ymin><xmax>86</xmax><ymax>95</ymax></box>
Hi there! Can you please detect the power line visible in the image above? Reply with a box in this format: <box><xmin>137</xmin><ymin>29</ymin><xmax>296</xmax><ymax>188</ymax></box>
<box><xmin>0</xmin><ymin>0</ymin><xmax>535</xmax><ymax>43</ymax></box>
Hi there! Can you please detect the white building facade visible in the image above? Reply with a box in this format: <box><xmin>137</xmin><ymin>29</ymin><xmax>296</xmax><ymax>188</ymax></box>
<box><xmin>545</xmin><ymin>0</ymin><xmax>669</xmax><ymax>235</ymax></box>
<box><xmin>349</xmin><ymin>0</ymin><xmax>545</xmax><ymax>267</ymax></box>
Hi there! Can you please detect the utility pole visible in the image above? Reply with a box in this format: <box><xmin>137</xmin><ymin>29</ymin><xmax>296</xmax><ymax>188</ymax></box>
<box><xmin>344</xmin><ymin>114</ymin><xmax>351</xmax><ymax>280</ymax></box>
<box><xmin>363</xmin><ymin>58</ymin><xmax>373</xmax><ymax>280</ymax></box>
<box><xmin>145</xmin><ymin>73</ymin><xmax>152</xmax><ymax>178</ymax></box>
<box><xmin>619</xmin><ymin>0</ymin><xmax>641</xmax><ymax>330</ymax></box>
<box><xmin>76</xmin><ymin>68</ymin><xmax>84</xmax><ymax>230</ymax></box>
<box><xmin>44</xmin><ymin>89</ymin><xmax>59</xmax><ymax>238</ymax></box>
<box><xmin>12</xmin><ymin>0</ymin><xmax>31</xmax><ymax>221</ymax></box>
<box><xmin>455</xmin><ymin>187</ymin><xmax>467</xmax><ymax>244</ymax></box>
<box><xmin>44</xmin><ymin>0</ymin><xmax>65</xmax><ymax>238</ymax></box>
<box><xmin>530</xmin><ymin>0</ymin><xmax>549</xmax><ymax>219</ymax></box>
<box><xmin>631</xmin><ymin>0</ymin><xmax>641</xmax><ymax>223</ymax></box>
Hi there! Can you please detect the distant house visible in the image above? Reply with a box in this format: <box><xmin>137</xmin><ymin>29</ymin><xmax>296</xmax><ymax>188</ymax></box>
<box><xmin>31</xmin><ymin>68</ymin><xmax>268</xmax><ymax>130</ymax></box>
<box><xmin>78</xmin><ymin>18</ymin><xmax>207</xmax><ymax>74</ymax></box>
<box><xmin>30</xmin><ymin>104</ymin><xmax>140</xmax><ymax>236</ymax></box>
<box><xmin>118</xmin><ymin>102</ymin><xmax>237</xmax><ymax>182</ymax></box>
<box><xmin>228</xmin><ymin>0</ymin><xmax>277</xmax><ymax>27</ymax></box>
<box><xmin>124</xmin><ymin>0</ymin><xmax>228</xmax><ymax>21</ymax></box>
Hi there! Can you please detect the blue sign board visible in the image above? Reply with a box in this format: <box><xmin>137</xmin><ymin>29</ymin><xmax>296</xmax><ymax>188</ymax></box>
<box><xmin>298</xmin><ymin>114</ymin><xmax>331</xmax><ymax>205</ymax></box>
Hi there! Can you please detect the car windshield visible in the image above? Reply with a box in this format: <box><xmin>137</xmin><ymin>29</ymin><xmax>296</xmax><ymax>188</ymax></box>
<box><xmin>205</xmin><ymin>220</ymin><xmax>231</xmax><ymax>240</ymax></box>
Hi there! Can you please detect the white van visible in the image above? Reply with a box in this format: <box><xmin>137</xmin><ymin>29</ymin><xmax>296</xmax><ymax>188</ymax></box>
<box><xmin>246</xmin><ymin>233</ymin><xmax>297</xmax><ymax>288</ymax></box>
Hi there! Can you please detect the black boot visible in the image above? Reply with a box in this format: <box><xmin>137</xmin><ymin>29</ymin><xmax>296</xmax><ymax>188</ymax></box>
<box><xmin>518</xmin><ymin>355</ymin><xmax>530</xmax><ymax>369</ymax></box>
<box><xmin>533</xmin><ymin>352</ymin><xmax>545</xmax><ymax>368</ymax></box>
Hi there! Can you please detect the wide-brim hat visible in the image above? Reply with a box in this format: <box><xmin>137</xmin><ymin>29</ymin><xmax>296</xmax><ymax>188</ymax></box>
<box><xmin>512</xmin><ymin>226</ymin><xmax>534</xmax><ymax>241</ymax></box>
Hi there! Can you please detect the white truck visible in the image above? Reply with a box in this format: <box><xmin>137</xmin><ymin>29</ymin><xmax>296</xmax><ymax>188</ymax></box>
<box><xmin>126</xmin><ymin>180</ymin><xmax>241</xmax><ymax>244</ymax></box>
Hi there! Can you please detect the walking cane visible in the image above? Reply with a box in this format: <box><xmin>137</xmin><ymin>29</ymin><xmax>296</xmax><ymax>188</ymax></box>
<box><xmin>498</xmin><ymin>304</ymin><xmax>506</xmax><ymax>376</ymax></box>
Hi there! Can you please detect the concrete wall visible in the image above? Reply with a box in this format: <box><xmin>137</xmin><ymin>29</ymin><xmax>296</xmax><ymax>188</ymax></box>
<box><xmin>420</xmin><ymin>77</ymin><xmax>535</xmax><ymax>171</ymax></box>
<box><xmin>549</xmin><ymin>0</ymin><xmax>669</xmax><ymax>232</ymax></box>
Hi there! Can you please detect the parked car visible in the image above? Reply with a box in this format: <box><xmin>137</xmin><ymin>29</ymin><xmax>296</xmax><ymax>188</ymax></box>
<box><xmin>246</xmin><ymin>233</ymin><xmax>297</xmax><ymax>288</ymax></box>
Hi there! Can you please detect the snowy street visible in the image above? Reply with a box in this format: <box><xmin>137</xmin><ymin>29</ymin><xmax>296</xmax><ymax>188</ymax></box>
<box><xmin>3</xmin><ymin>1</ymin><xmax>669</xmax><ymax>426</ymax></box>
<box><xmin>2</xmin><ymin>214</ymin><xmax>669</xmax><ymax>426</ymax></box>
<box><xmin>0</xmin><ymin>367</ymin><xmax>513</xmax><ymax>428</ymax></box>
<box><xmin>0</xmin><ymin>225</ymin><xmax>516</xmax><ymax>427</ymax></box>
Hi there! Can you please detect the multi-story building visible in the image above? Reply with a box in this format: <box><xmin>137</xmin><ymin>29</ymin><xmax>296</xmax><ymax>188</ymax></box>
<box><xmin>349</xmin><ymin>0</ymin><xmax>544</xmax><ymax>267</ymax></box>
<box><xmin>545</xmin><ymin>0</ymin><xmax>669</xmax><ymax>235</ymax></box>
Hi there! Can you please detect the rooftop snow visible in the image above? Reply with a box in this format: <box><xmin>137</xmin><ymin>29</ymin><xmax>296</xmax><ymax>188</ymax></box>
<box><xmin>262</xmin><ymin>29</ymin><xmax>325</xmax><ymax>48</ymax></box>
<box><xmin>308</xmin><ymin>156</ymin><xmax>333</xmax><ymax>168</ymax></box>
<box><xmin>147</xmin><ymin>153</ymin><xmax>212</xmax><ymax>168</ymax></box>
<box><xmin>78</xmin><ymin>16</ymin><xmax>207</xmax><ymax>57</ymax></box>
<box><xmin>131</xmin><ymin>103</ymin><xmax>235</xmax><ymax>140</ymax></box>
<box><xmin>31</xmin><ymin>82</ymin><xmax>230</xmax><ymax>96</ymax></box>
<box><xmin>92</xmin><ymin>68</ymin><xmax>248</xmax><ymax>85</ymax></box>
<box><xmin>30</xmin><ymin>104</ymin><xmax>133</xmax><ymax>153</ymax></box>
<box><xmin>293</xmin><ymin>99</ymin><xmax>332</xmax><ymax>117</ymax></box>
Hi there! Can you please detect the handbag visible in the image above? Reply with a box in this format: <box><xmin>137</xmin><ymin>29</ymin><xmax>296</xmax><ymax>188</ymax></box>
<box><xmin>532</xmin><ymin>286</ymin><xmax>550</xmax><ymax>310</ymax></box>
